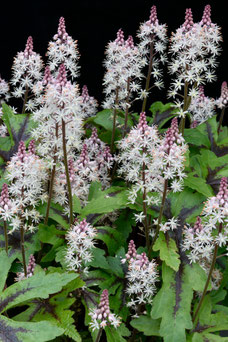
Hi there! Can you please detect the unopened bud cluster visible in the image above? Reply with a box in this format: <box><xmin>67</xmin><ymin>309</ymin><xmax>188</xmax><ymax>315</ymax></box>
<box><xmin>89</xmin><ymin>289</ymin><xmax>121</xmax><ymax>331</ymax></box>
<box><xmin>15</xmin><ymin>255</ymin><xmax>36</xmax><ymax>282</ymax></box>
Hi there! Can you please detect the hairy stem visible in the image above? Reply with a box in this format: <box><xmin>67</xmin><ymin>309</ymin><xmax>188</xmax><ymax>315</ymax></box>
<box><xmin>217</xmin><ymin>107</ymin><xmax>225</xmax><ymax>135</ymax></box>
<box><xmin>141</xmin><ymin>37</ymin><xmax>154</xmax><ymax>113</ymax></box>
<box><xmin>123</xmin><ymin>77</ymin><xmax>131</xmax><ymax>137</ymax></box>
<box><xmin>151</xmin><ymin>179</ymin><xmax>168</xmax><ymax>249</ymax></box>
<box><xmin>20</xmin><ymin>224</ymin><xmax>27</xmax><ymax>276</ymax></box>
<box><xmin>142</xmin><ymin>160</ymin><xmax>150</xmax><ymax>252</ymax></box>
<box><xmin>95</xmin><ymin>328</ymin><xmax>103</xmax><ymax>342</ymax></box>
<box><xmin>62</xmin><ymin>119</ymin><xmax>73</xmax><ymax>225</ymax></box>
<box><xmin>180</xmin><ymin>81</ymin><xmax>189</xmax><ymax>135</ymax></box>
<box><xmin>111</xmin><ymin>88</ymin><xmax>119</xmax><ymax>154</ymax></box>
<box><xmin>44</xmin><ymin>123</ymin><xmax>59</xmax><ymax>225</ymax></box>
<box><xmin>3</xmin><ymin>221</ymin><xmax>8</xmax><ymax>255</ymax></box>
<box><xmin>22</xmin><ymin>85</ymin><xmax>29</xmax><ymax>113</ymax></box>
<box><xmin>192</xmin><ymin>223</ymin><xmax>223</xmax><ymax>325</ymax></box>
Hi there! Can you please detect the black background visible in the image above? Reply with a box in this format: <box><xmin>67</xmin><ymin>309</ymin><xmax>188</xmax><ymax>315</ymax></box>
<box><xmin>0</xmin><ymin>0</ymin><xmax>227</xmax><ymax>110</ymax></box>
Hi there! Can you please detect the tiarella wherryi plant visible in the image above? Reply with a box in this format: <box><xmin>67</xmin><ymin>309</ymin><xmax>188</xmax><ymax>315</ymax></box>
<box><xmin>0</xmin><ymin>4</ymin><xmax>227</xmax><ymax>342</ymax></box>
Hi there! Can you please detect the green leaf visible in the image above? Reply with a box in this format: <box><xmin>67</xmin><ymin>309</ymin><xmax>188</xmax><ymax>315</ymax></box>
<box><xmin>115</xmin><ymin>210</ymin><xmax>133</xmax><ymax>240</ymax></box>
<box><xmin>87</xmin><ymin>248</ymin><xmax>110</xmax><ymax>270</ymax></box>
<box><xmin>0</xmin><ymin>271</ymin><xmax>77</xmax><ymax>313</ymax></box>
<box><xmin>80</xmin><ymin>187</ymin><xmax>128</xmax><ymax>218</ymax></box>
<box><xmin>151</xmin><ymin>263</ymin><xmax>207</xmax><ymax>342</ymax></box>
<box><xmin>107</xmin><ymin>256</ymin><xmax>124</xmax><ymax>278</ymax></box>
<box><xmin>184</xmin><ymin>126</ymin><xmax>210</xmax><ymax>148</ymax></box>
<box><xmin>0</xmin><ymin>103</ymin><xmax>37</xmax><ymax>162</ymax></box>
<box><xmin>37</xmin><ymin>224</ymin><xmax>65</xmax><ymax>245</ymax></box>
<box><xmin>105</xmin><ymin>324</ymin><xmax>130</xmax><ymax>342</ymax></box>
<box><xmin>73</xmin><ymin>195</ymin><xmax>82</xmax><ymax>213</ymax></box>
<box><xmin>130</xmin><ymin>315</ymin><xmax>161</xmax><ymax>336</ymax></box>
<box><xmin>153</xmin><ymin>232</ymin><xmax>180</xmax><ymax>271</ymax></box>
<box><xmin>184</xmin><ymin>173</ymin><xmax>214</xmax><ymax>197</ymax></box>
<box><xmin>96</xmin><ymin>226</ymin><xmax>126</xmax><ymax>255</ymax></box>
<box><xmin>169</xmin><ymin>188</ymin><xmax>205</xmax><ymax>223</ymax></box>
<box><xmin>14</xmin><ymin>276</ymin><xmax>84</xmax><ymax>342</ymax></box>
<box><xmin>149</xmin><ymin>102</ymin><xmax>178</xmax><ymax>128</ymax></box>
<box><xmin>0</xmin><ymin>250</ymin><xmax>15</xmax><ymax>292</ymax></box>
<box><xmin>0</xmin><ymin>316</ymin><xmax>64</xmax><ymax>342</ymax></box>
<box><xmin>37</xmin><ymin>202</ymin><xmax>69</xmax><ymax>229</ymax></box>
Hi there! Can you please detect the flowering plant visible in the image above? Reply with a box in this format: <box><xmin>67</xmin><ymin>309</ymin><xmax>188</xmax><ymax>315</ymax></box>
<box><xmin>0</xmin><ymin>4</ymin><xmax>227</xmax><ymax>342</ymax></box>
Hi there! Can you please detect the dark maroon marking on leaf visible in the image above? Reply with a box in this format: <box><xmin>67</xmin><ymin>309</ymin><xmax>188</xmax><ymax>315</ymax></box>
<box><xmin>30</xmin><ymin>297</ymin><xmax>58</xmax><ymax>320</ymax></box>
<box><xmin>0</xmin><ymin>116</ymin><xmax>30</xmax><ymax>163</ymax></box>
<box><xmin>173</xmin><ymin>267</ymin><xmax>182</xmax><ymax>316</ymax></box>
<box><xmin>207</xmin><ymin>167</ymin><xmax>223</xmax><ymax>194</ymax></box>
<box><xmin>82</xmin><ymin>289</ymin><xmax>98</xmax><ymax>307</ymax></box>
<box><xmin>86</xmin><ymin>213</ymin><xmax>102</xmax><ymax>224</ymax></box>
<box><xmin>0</xmin><ymin>317</ymin><xmax>26</xmax><ymax>342</ymax></box>
<box><xmin>206</xmin><ymin>122</ymin><xmax>227</xmax><ymax>157</ymax></box>
<box><xmin>0</xmin><ymin>288</ymin><xmax>32</xmax><ymax>313</ymax></box>
<box><xmin>83</xmin><ymin>277</ymin><xmax>105</xmax><ymax>286</ymax></box>
<box><xmin>152</xmin><ymin>107</ymin><xmax>176</xmax><ymax>127</ymax></box>
<box><xmin>0</xmin><ymin>226</ymin><xmax>34</xmax><ymax>257</ymax></box>
<box><xmin>27</xmin><ymin>300</ymin><xmax>43</xmax><ymax>321</ymax></box>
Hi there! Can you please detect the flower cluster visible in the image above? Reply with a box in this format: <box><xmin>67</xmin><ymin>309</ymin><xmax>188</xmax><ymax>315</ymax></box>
<box><xmin>54</xmin><ymin>128</ymin><xmax>113</xmax><ymax>206</ymax></box>
<box><xmin>168</xmin><ymin>5</ymin><xmax>222</xmax><ymax>101</ymax></box>
<box><xmin>15</xmin><ymin>254</ymin><xmax>36</xmax><ymax>282</ymax></box>
<box><xmin>0</xmin><ymin>76</ymin><xmax>11</xmax><ymax>136</ymax></box>
<box><xmin>46</xmin><ymin>17</ymin><xmax>80</xmax><ymax>79</ymax></box>
<box><xmin>117</xmin><ymin>112</ymin><xmax>163</xmax><ymax>207</ymax></box>
<box><xmin>89</xmin><ymin>289</ymin><xmax>121</xmax><ymax>331</ymax></box>
<box><xmin>102</xmin><ymin>29</ymin><xmax>142</xmax><ymax>111</ymax></box>
<box><xmin>216</xmin><ymin>81</ymin><xmax>228</xmax><ymax>109</ymax></box>
<box><xmin>79</xmin><ymin>85</ymin><xmax>98</xmax><ymax>118</ymax></box>
<box><xmin>0</xmin><ymin>183</ymin><xmax>14</xmax><ymax>221</ymax></box>
<box><xmin>11</xmin><ymin>36</ymin><xmax>43</xmax><ymax>111</ymax></box>
<box><xmin>189</xmin><ymin>86</ymin><xmax>215</xmax><ymax>124</ymax></box>
<box><xmin>0</xmin><ymin>76</ymin><xmax>10</xmax><ymax>103</ymax></box>
<box><xmin>65</xmin><ymin>219</ymin><xmax>97</xmax><ymax>273</ymax></box>
<box><xmin>32</xmin><ymin>64</ymin><xmax>83</xmax><ymax>166</ymax></box>
<box><xmin>182</xmin><ymin>178</ymin><xmax>228</xmax><ymax>287</ymax></box>
<box><xmin>5</xmin><ymin>140</ymin><xmax>48</xmax><ymax>232</ymax></box>
<box><xmin>158</xmin><ymin>117</ymin><xmax>188</xmax><ymax>192</ymax></box>
<box><xmin>137</xmin><ymin>5</ymin><xmax>168</xmax><ymax>92</ymax></box>
<box><xmin>123</xmin><ymin>240</ymin><xmax>158</xmax><ymax>312</ymax></box>
<box><xmin>158</xmin><ymin>217</ymin><xmax>179</xmax><ymax>234</ymax></box>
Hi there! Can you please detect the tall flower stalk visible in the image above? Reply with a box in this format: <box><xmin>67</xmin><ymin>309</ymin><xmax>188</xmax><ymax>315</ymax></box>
<box><xmin>190</xmin><ymin>177</ymin><xmax>228</xmax><ymax>325</ymax></box>
<box><xmin>137</xmin><ymin>5</ymin><xmax>167</xmax><ymax>112</ymax></box>
<box><xmin>216</xmin><ymin>81</ymin><xmax>228</xmax><ymax>134</ymax></box>
<box><xmin>168</xmin><ymin>5</ymin><xmax>222</xmax><ymax>134</ymax></box>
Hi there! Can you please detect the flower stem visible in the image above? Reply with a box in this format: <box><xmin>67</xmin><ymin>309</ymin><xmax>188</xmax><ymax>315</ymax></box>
<box><xmin>111</xmin><ymin>88</ymin><xmax>119</xmax><ymax>154</ymax></box>
<box><xmin>217</xmin><ymin>107</ymin><xmax>225</xmax><ymax>135</ymax></box>
<box><xmin>20</xmin><ymin>224</ymin><xmax>27</xmax><ymax>276</ymax></box>
<box><xmin>180</xmin><ymin>81</ymin><xmax>188</xmax><ymax>135</ymax></box>
<box><xmin>44</xmin><ymin>123</ymin><xmax>58</xmax><ymax>225</ymax></box>
<box><xmin>95</xmin><ymin>328</ymin><xmax>103</xmax><ymax>342</ymax></box>
<box><xmin>142</xmin><ymin>161</ymin><xmax>150</xmax><ymax>252</ymax></box>
<box><xmin>3</xmin><ymin>221</ymin><xmax>8</xmax><ymax>255</ymax></box>
<box><xmin>22</xmin><ymin>85</ymin><xmax>29</xmax><ymax>113</ymax></box>
<box><xmin>151</xmin><ymin>179</ymin><xmax>168</xmax><ymax>250</ymax></box>
<box><xmin>123</xmin><ymin>77</ymin><xmax>131</xmax><ymax>137</ymax></box>
<box><xmin>62</xmin><ymin>119</ymin><xmax>73</xmax><ymax>225</ymax></box>
<box><xmin>141</xmin><ymin>38</ymin><xmax>154</xmax><ymax>113</ymax></box>
<box><xmin>192</xmin><ymin>223</ymin><xmax>223</xmax><ymax>325</ymax></box>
